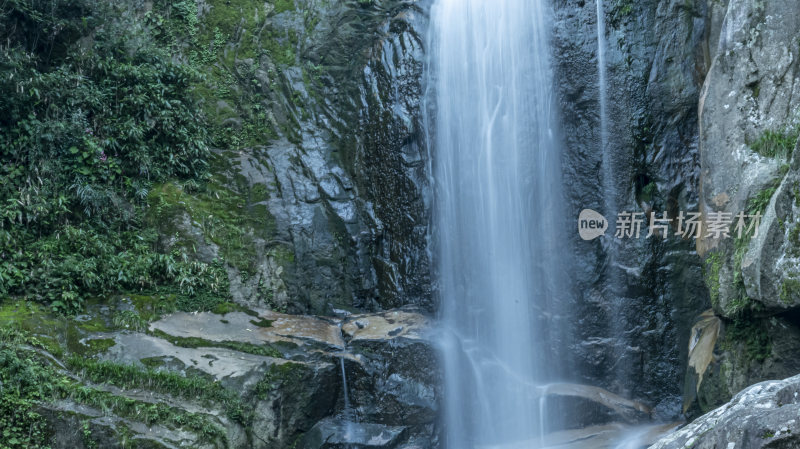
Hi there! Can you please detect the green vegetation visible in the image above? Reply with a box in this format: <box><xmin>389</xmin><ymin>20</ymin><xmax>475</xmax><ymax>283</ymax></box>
<box><xmin>67</xmin><ymin>356</ymin><xmax>247</xmax><ymax>424</ymax></box>
<box><xmin>112</xmin><ymin>309</ymin><xmax>149</xmax><ymax>332</ymax></box>
<box><xmin>0</xmin><ymin>331</ymin><xmax>52</xmax><ymax>449</ymax></box>
<box><xmin>82</xmin><ymin>338</ymin><xmax>116</xmax><ymax>356</ymax></box>
<box><xmin>609</xmin><ymin>0</ymin><xmax>634</xmax><ymax>27</ymax></box>
<box><xmin>151</xmin><ymin>329</ymin><xmax>283</xmax><ymax>358</ymax></box>
<box><xmin>212</xmin><ymin>300</ymin><xmax>259</xmax><ymax>316</ymax></box>
<box><xmin>148</xmin><ymin>180</ymin><xmax>276</xmax><ymax>278</ymax></box>
<box><xmin>746</xmin><ymin>185</ymin><xmax>778</xmax><ymax>216</ymax></box>
<box><xmin>0</xmin><ymin>327</ymin><xmax>230</xmax><ymax>446</ymax></box>
<box><xmin>144</xmin><ymin>0</ymin><xmax>290</xmax><ymax>149</ymax></box>
<box><xmin>749</xmin><ymin>127</ymin><xmax>799</xmax><ymax>159</ymax></box>
<box><xmin>254</xmin><ymin>361</ymin><xmax>307</xmax><ymax>399</ymax></box>
<box><xmin>639</xmin><ymin>181</ymin><xmax>658</xmax><ymax>204</ymax></box>
<box><xmin>721</xmin><ymin>182</ymin><xmax>782</xmax><ymax>316</ymax></box>
<box><xmin>724</xmin><ymin>316</ymin><xmax>772</xmax><ymax>363</ymax></box>
<box><xmin>0</xmin><ymin>0</ymin><xmax>234</xmax><ymax>313</ymax></box>
<box><xmin>250</xmin><ymin>317</ymin><xmax>274</xmax><ymax>328</ymax></box>
<box><xmin>728</xmin><ymin>234</ymin><xmax>752</xmax><ymax>316</ymax></box>
<box><xmin>780</xmin><ymin>277</ymin><xmax>800</xmax><ymax>305</ymax></box>
<box><xmin>0</xmin><ymin>0</ymin><xmax>315</xmax><ymax>446</ymax></box>
<box><xmin>705</xmin><ymin>252</ymin><xmax>723</xmax><ymax>309</ymax></box>
<box><xmin>81</xmin><ymin>422</ymin><xmax>97</xmax><ymax>449</ymax></box>
<box><xmin>274</xmin><ymin>0</ymin><xmax>297</xmax><ymax>15</ymax></box>
<box><xmin>712</xmin><ymin>185</ymin><xmax>775</xmax><ymax>359</ymax></box>
<box><xmin>69</xmin><ymin>386</ymin><xmax>226</xmax><ymax>441</ymax></box>
<box><xmin>0</xmin><ymin>0</ymin><xmax>297</xmax><ymax>314</ymax></box>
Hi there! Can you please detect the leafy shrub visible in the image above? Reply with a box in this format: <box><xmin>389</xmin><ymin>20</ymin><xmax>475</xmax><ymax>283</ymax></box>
<box><xmin>746</xmin><ymin>185</ymin><xmax>778</xmax><ymax>216</ymax></box>
<box><xmin>0</xmin><ymin>0</ymin><xmax>228</xmax><ymax>311</ymax></box>
<box><xmin>0</xmin><ymin>330</ymin><xmax>55</xmax><ymax>449</ymax></box>
<box><xmin>1</xmin><ymin>226</ymin><xmax>229</xmax><ymax>313</ymax></box>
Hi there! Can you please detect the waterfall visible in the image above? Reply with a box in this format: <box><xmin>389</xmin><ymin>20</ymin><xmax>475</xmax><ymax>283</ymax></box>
<box><xmin>427</xmin><ymin>0</ymin><xmax>566</xmax><ymax>447</ymax></box>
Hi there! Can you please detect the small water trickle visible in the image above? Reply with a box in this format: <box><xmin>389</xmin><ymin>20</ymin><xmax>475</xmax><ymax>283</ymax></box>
<box><xmin>596</xmin><ymin>0</ymin><xmax>614</xmax><ymax>217</ymax></box>
<box><xmin>596</xmin><ymin>0</ymin><xmax>631</xmax><ymax>401</ymax></box>
<box><xmin>338</xmin><ymin>324</ymin><xmax>356</xmax><ymax>447</ymax></box>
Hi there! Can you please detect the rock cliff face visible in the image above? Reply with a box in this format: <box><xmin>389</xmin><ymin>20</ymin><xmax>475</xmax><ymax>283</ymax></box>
<box><xmin>255</xmin><ymin>0</ymin><xmax>433</xmax><ymax>314</ymax></box>
<box><xmin>152</xmin><ymin>0</ymin><xmax>432</xmax><ymax>316</ymax></box>
<box><xmin>555</xmin><ymin>0</ymin><xmax>800</xmax><ymax>425</ymax></box>
<box><xmin>552</xmin><ymin>0</ymin><xmax>710</xmax><ymax>417</ymax></box>
<box><xmin>682</xmin><ymin>0</ymin><xmax>800</xmax><ymax>417</ymax></box>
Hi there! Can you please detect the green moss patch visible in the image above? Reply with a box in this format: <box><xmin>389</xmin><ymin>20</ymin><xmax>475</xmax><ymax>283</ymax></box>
<box><xmin>254</xmin><ymin>362</ymin><xmax>309</xmax><ymax>399</ymax></box>
<box><xmin>723</xmin><ymin>317</ymin><xmax>773</xmax><ymax>363</ymax></box>
<box><xmin>704</xmin><ymin>252</ymin><xmax>723</xmax><ymax>309</ymax></box>
<box><xmin>151</xmin><ymin>329</ymin><xmax>283</xmax><ymax>358</ymax></box>
<box><xmin>249</xmin><ymin>317</ymin><xmax>274</xmax><ymax>328</ymax></box>
<box><xmin>780</xmin><ymin>277</ymin><xmax>800</xmax><ymax>306</ymax></box>
<box><xmin>81</xmin><ymin>338</ymin><xmax>116</xmax><ymax>357</ymax></box>
<box><xmin>148</xmin><ymin>178</ymin><xmax>277</xmax><ymax>278</ymax></box>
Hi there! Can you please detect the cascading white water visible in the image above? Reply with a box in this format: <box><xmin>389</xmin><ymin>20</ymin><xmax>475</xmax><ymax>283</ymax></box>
<box><xmin>427</xmin><ymin>0</ymin><xmax>565</xmax><ymax>447</ymax></box>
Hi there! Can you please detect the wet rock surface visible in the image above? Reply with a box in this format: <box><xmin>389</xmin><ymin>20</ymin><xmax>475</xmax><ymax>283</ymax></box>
<box><xmin>554</xmin><ymin>0</ymin><xmax>800</xmax><ymax>425</ymax></box>
<box><xmin>6</xmin><ymin>298</ymin><xmax>438</xmax><ymax>449</ymax></box>
<box><xmin>220</xmin><ymin>0</ymin><xmax>432</xmax><ymax>314</ymax></box>
<box><xmin>302</xmin><ymin>419</ymin><xmax>407</xmax><ymax>449</ymax></box>
<box><xmin>148</xmin><ymin>308</ymin><xmax>438</xmax><ymax>448</ymax></box>
<box><xmin>696</xmin><ymin>0</ymin><xmax>800</xmax><ymax>314</ymax></box>
<box><xmin>553</xmin><ymin>0</ymin><xmax>710</xmax><ymax>417</ymax></box>
<box><xmin>470</xmin><ymin>423</ymin><xmax>678</xmax><ymax>449</ymax></box>
<box><xmin>142</xmin><ymin>0</ymin><xmax>431</xmax><ymax>316</ymax></box>
<box><xmin>650</xmin><ymin>374</ymin><xmax>800</xmax><ymax>449</ymax></box>
<box><xmin>539</xmin><ymin>383</ymin><xmax>652</xmax><ymax>428</ymax></box>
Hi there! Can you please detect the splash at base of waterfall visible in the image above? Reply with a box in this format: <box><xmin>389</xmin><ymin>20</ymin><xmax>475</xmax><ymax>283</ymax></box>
<box><xmin>475</xmin><ymin>422</ymin><xmax>681</xmax><ymax>449</ymax></box>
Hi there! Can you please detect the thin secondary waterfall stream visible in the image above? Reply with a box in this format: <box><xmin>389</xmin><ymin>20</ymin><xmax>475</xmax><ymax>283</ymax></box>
<box><xmin>428</xmin><ymin>0</ymin><xmax>566</xmax><ymax>447</ymax></box>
